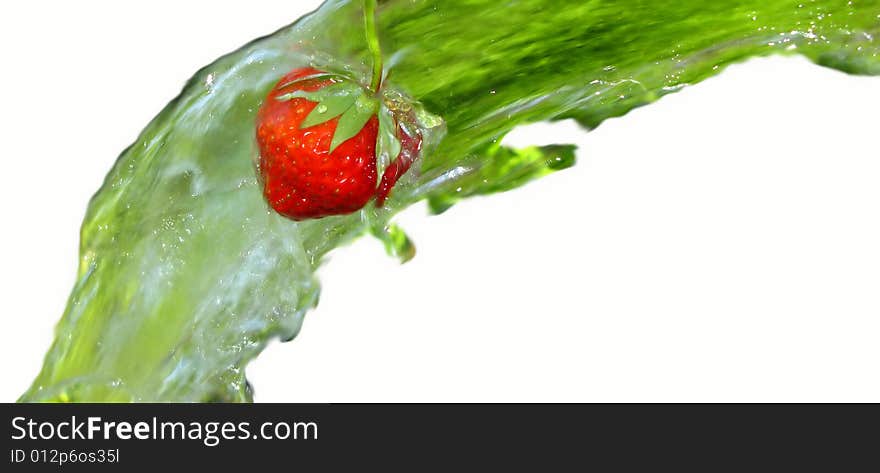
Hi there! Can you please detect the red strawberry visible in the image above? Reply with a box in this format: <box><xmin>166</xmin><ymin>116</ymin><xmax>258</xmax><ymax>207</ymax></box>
<box><xmin>255</xmin><ymin>66</ymin><xmax>422</xmax><ymax>220</ymax></box>
<box><xmin>256</xmin><ymin>67</ymin><xmax>381</xmax><ymax>220</ymax></box>
<box><xmin>376</xmin><ymin>122</ymin><xmax>422</xmax><ymax>206</ymax></box>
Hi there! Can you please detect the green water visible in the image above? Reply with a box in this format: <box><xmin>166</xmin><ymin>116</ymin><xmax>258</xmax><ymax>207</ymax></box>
<box><xmin>21</xmin><ymin>0</ymin><xmax>879</xmax><ymax>402</ymax></box>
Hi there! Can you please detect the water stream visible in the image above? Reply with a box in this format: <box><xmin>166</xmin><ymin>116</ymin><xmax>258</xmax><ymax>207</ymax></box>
<box><xmin>21</xmin><ymin>0</ymin><xmax>879</xmax><ymax>402</ymax></box>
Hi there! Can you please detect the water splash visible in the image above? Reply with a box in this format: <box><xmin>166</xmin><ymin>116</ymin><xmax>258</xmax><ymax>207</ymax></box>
<box><xmin>21</xmin><ymin>0</ymin><xmax>879</xmax><ymax>402</ymax></box>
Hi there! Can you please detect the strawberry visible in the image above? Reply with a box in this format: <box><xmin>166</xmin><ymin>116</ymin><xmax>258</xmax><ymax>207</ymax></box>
<box><xmin>256</xmin><ymin>67</ymin><xmax>383</xmax><ymax>220</ymax></box>
<box><xmin>376</xmin><ymin>120</ymin><xmax>422</xmax><ymax>206</ymax></box>
<box><xmin>254</xmin><ymin>2</ymin><xmax>425</xmax><ymax>220</ymax></box>
<box><xmin>255</xmin><ymin>67</ymin><xmax>417</xmax><ymax>220</ymax></box>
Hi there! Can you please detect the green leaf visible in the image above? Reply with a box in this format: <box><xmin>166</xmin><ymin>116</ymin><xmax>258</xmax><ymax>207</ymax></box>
<box><xmin>277</xmin><ymin>72</ymin><xmax>344</xmax><ymax>90</ymax></box>
<box><xmin>329</xmin><ymin>94</ymin><xmax>378</xmax><ymax>153</ymax></box>
<box><xmin>275</xmin><ymin>90</ymin><xmax>316</xmax><ymax>102</ymax></box>
<box><xmin>375</xmin><ymin>106</ymin><xmax>402</xmax><ymax>179</ymax></box>
<box><xmin>300</xmin><ymin>89</ymin><xmax>358</xmax><ymax>128</ymax></box>
<box><xmin>275</xmin><ymin>82</ymin><xmax>356</xmax><ymax>103</ymax></box>
<box><xmin>275</xmin><ymin>82</ymin><xmax>370</xmax><ymax>130</ymax></box>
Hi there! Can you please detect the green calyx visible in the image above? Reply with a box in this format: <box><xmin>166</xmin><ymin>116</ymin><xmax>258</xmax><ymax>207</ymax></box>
<box><xmin>375</xmin><ymin>103</ymin><xmax>401</xmax><ymax>180</ymax></box>
<box><xmin>276</xmin><ymin>76</ymin><xmax>402</xmax><ymax>180</ymax></box>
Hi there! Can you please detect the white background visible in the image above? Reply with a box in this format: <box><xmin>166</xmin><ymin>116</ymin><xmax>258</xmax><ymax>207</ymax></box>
<box><xmin>1</xmin><ymin>1</ymin><xmax>878</xmax><ymax>402</ymax></box>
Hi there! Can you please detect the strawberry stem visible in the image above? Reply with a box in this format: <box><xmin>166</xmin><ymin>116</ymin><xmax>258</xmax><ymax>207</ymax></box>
<box><xmin>364</xmin><ymin>0</ymin><xmax>383</xmax><ymax>92</ymax></box>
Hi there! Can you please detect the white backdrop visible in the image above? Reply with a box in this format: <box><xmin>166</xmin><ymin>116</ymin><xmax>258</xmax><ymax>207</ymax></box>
<box><xmin>1</xmin><ymin>1</ymin><xmax>878</xmax><ymax>402</ymax></box>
